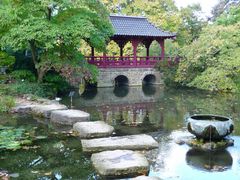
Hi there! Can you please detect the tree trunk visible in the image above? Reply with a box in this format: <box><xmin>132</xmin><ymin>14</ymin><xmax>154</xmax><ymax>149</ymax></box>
<box><xmin>29</xmin><ymin>40</ymin><xmax>43</xmax><ymax>83</ymax></box>
<box><xmin>37</xmin><ymin>69</ymin><xmax>45</xmax><ymax>83</ymax></box>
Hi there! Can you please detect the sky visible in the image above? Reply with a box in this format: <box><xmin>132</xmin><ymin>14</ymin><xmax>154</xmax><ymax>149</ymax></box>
<box><xmin>174</xmin><ymin>0</ymin><xmax>220</xmax><ymax>17</ymax></box>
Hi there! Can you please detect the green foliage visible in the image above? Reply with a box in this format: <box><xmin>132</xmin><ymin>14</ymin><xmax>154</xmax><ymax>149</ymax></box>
<box><xmin>216</xmin><ymin>6</ymin><xmax>240</xmax><ymax>25</ymax></box>
<box><xmin>0</xmin><ymin>51</ymin><xmax>15</xmax><ymax>69</ymax></box>
<box><xmin>6</xmin><ymin>82</ymin><xmax>57</xmax><ymax>98</ymax></box>
<box><xmin>0</xmin><ymin>0</ymin><xmax>113</xmax><ymax>83</ymax></box>
<box><xmin>11</xmin><ymin>70</ymin><xmax>36</xmax><ymax>82</ymax></box>
<box><xmin>43</xmin><ymin>73</ymin><xmax>71</xmax><ymax>95</ymax></box>
<box><xmin>0</xmin><ymin>95</ymin><xmax>15</xmax><ymax>113</ymax></box>
<box><xmin>0</xmin><ymin>126</ymin><xmax>32</xmax><ymax>150</ymax></box>
<box><xmin>176</xmin><ymin>22</ymin><xmax>240</xmax><ymax>92</ymax></box>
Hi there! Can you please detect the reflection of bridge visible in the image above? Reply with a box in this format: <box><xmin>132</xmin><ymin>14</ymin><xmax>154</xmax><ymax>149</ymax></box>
<box><xmin>86</xmin><ymin>15</ymin><xmax>178</xmax><ymax>87</ymax></box>
<box><xmin>73</xmin><ymin>86</ymin><xmax>164</xmax><ymax>127</ymax></box>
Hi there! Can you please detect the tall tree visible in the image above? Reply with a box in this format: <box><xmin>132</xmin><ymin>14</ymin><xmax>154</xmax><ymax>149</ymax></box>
<box><xmin>0</xmin><ymin>0</ymin><xmax>113</xmax><ymax>83</ymax></box>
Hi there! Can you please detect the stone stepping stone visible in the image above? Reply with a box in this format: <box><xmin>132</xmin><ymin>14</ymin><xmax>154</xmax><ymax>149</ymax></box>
<box><xmin>50</xmin><ymin>109</ymin><xmax>90</xmax><ymax>125</ymax></box>
<box><xmin>128</xmin><ymin>176</ymin><xmax>161</xmax><ymax>180</ymax></box>
<box><xmin>32</xmin><ymin>104</ymin><xmax>68</xmax><ymax>118</ymax></box>
<box><xmin>73</xmin><ymin>121</ymin><xmax>114</xmax><ymax>138</ymax></box>
<box><xmin>91</xmin><ymin>150</ymin><xmax>149</xmax><ymax>178</ymax></box>
<box><xmin>81</xmin><ymin>134</ymin><xmax>158</xmax><ymax>152</ymax></box>
<box><xmin>12</xmin><ymin>104</ymin><xmax>36</xmax><ymax>113</ymax></box>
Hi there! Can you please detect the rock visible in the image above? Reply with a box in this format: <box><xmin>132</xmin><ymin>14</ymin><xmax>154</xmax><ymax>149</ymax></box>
<box><xmin>186</xmin><ymin>138</ymin><xmax>234</xmax><ymax>151</ymax></box>
<box><xmin>12</xmin><ymin>104</ymin><xmax>36</xmax><ymax>113</ymax></box>
<box><xmin>174</xmin><ymin>139</ymin><xmax>185</xmax><ymax>145</ymax></box>
<box><xmin>32</xmin><ymin>104</ymin><xmax>68</xmax><ymax>118</ymax></box>
<box><xmin>73</xmin><ymin>121</ymin><xmax>114</xmax><ymax>138</ymax></box>
<box><xmin>129</xmin><ymin>176</ymin><xmax>161</xmax><ymax>180</ymax></box>
<box><xmin>91</xmin><ymin>150</ymin><xmax>149</xmax><ymax>178</ymax></box>
<box><xmin>50</xmin><ymin>109</ymin><xmax>90</xmax><ymax>125</ymax></box>
<box><xmin>81</xmin><ymin>134</ymin><xmax>158</xmax><ymax>152</ymax></box>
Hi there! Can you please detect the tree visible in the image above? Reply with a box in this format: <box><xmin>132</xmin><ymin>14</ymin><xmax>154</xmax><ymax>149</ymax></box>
<box><xmin>175</xmin><ymin>22</ymin><xmax>240</xmax><ymax>92</ymax></box>
<box><xmin>0</xmin><ymin>0</ymin><xmax>113</xmax><ymax>83</ymax></box>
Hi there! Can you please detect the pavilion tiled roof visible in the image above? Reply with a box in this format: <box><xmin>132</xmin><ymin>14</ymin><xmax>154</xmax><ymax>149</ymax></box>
<box><xmin>110</xmin><ymin>15</ymin><xmax>176</xmax><ymax>38</ymax></box>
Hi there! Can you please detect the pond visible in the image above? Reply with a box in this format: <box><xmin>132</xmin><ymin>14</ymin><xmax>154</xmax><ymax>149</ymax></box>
<box><xmin>0</xmin><ymin>85</ymin><xmax>240</xmax><ymax>179</ymax></box>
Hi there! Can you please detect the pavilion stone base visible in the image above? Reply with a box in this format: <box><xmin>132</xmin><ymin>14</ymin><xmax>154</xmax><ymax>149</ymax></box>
<box><xmin>97</xmin><ymin>68</ymin><xmax>163</xmax><ymax>87</ymax></box>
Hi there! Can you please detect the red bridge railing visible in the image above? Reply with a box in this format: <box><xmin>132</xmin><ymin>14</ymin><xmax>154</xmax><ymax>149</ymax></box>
<box><xmin>86</xmin><ymin>56</ymin><xmax>180</xmax><ymax>68</ymax></box>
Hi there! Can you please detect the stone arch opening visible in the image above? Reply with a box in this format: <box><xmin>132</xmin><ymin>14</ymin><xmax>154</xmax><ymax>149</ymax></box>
<box><xmin>142</xmin><ymin>74</ymin><xmax>156</xmax><ymax>85</ymax></box>
<box><xmin>114</xmin><ymin>75</ymin><xmax>129</xmax><ymax>86</ymax></box>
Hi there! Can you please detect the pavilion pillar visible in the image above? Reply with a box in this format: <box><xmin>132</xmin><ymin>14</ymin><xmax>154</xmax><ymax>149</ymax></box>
<box><xmin>146</xmin><ymin>46</ymin><xmax>150</xmax><ymax>57</ymax></box>
<box><xmin>91</xmin><ymin>46</ymin><xmax>95</xmax><ymax>61</ymax></box>
<box><xmin>120</xmin><ymin>45</ymin><xmax>124</xmax><ymax>58</ymax></box>
<box><xmin>131</xmin><ymin>40</ymin><xmax>140</xmax><ymax>66</ymax></box>
<box><xmin>158</xmin><ymin>39</ymin><xmax>165</xmax><ymax>60</ymax></box>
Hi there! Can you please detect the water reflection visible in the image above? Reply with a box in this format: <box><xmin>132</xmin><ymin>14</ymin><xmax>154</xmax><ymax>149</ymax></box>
<box><xmin>186</xmin><ymin>149</ymin><xmax>233</xmax><ymax>172</ymax></box>
<box><xmin>142</xmin><ymin>85</ymin><xmax>156</xmax><ymax>96</ymax></box>
<box><xmin>113</xmin><ymin>85</ymin><xmax>129</xmax><ymax>97</ymax></box>
<box><xmin>62</xmin><ymin>86</ymin><xmax>240</xmax><ymax>135</ymax></box>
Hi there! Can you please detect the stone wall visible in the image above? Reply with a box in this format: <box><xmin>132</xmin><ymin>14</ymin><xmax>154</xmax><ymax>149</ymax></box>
<box><xmin>97</xmin><ymin>68</ymin><xmax>163</xmax><ymax>87</ymax></box>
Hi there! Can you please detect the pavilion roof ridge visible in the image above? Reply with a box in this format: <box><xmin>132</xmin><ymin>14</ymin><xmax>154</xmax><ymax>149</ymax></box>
<box><xmin>110</xmin><ymin>14</ymin><xmax>146</xmax><ymax>19</ymax></box>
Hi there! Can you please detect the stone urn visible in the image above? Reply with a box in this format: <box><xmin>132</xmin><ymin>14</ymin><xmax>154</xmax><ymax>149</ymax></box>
<box><xmin>187</xmin><ymin>114</ymin><xmax>234</xmax><ymax>141</ymax></box>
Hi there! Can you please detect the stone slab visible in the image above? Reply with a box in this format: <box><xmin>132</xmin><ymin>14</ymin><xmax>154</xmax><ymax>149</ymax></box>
<box><xmin>81</xmin><ymin>134</ymin><xmax>158</xmax><ymax>152</ymax></box>
<box><xmin>73</xmin><ymin>121</ymin><xmax>114</xmax><ymax>138</ymax></box>
<box><xmin>31</xmin><ymin>104</ymin><xmax>68</xmax><ymax>118</ymax></box>
<box><xmin>12</xmin><ymin>104</ymin><xmax>36</xmax><ymax>113</ymax></box>
<box><xmin>129</xmin><ymin>176</ymin><xmax>161</xmax><ymax>180</ymax></box>
<box><xmin>50</xmin><ymin>109</ymin><xmax>90</xmax><ymax>125</ymax></box>
<box><xmin>91</xmin><ymin>150</ymin><xmax>149</xmax><ymax>178</ymax></box>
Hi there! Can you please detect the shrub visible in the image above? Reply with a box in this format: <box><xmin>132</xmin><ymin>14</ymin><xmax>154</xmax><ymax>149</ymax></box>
<box><xmin>0</xmin><ymin>95</ymin><xmax>15</xmax><ymax>113</ymax></box>
<box><xmin>43</xmin><ymin>73</ymin><xmax>71</xmax><ymax>95</ymax></box>
<box><xmin>0</xmin><ymin>51</ymin><xmax>15</xmax><ymax>71</ymax></box>
<box><xmin>11</xmin><ymin>70</ymin><xmax>36</xmax><ymax>82</ymax></box>
<box><xmin>7</xmin><ymin>82</ymin><xmax>57</xmax><ymax>98</ymax></box>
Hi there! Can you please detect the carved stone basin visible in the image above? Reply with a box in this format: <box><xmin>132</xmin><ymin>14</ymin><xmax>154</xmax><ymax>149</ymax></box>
<box><xmin>187</xmin><ymin>114</ymin><xmax>234</xmax><ymax>141</ymax></box>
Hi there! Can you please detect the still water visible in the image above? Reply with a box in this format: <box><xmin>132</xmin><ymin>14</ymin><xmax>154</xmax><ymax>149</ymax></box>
<box><xmin>1</xmin><ymin>85</ymin><xmax>240</xmax><ymax>180</ymax></box>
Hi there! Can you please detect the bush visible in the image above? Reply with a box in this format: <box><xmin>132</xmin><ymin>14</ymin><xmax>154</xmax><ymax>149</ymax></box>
<box><xmin>0</xmin><ymin>95</ymin><xmax>15</xmax><ymax>113</ymax></box>
<box><xmin>43</xmin><ymin>73</ymin><xmax>71</xmax><ymax>95</ymax></box>
<box><xmin>0</xmin><ymin>51</ymin><xmax>15</xmax><ymax>71</ymax></box>
<box><xmin>7</xmin><ymin>82</ymin><xmax>57</xmax><ymax>98</ymax></box>
<box><xmin>11</xmin><ymin>70</ymin><xmax>36</xmax><ymax>82</ymax></box>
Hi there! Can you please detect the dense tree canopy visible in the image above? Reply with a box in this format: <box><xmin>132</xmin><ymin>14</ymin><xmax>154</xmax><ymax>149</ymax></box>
<box><xmin>176</xmin><ymin>6</ymin><xmax>240</xmax><ymax>92</ymax></box>
<box><xmin>0</xmin><ymin>0</ymin><xmax>113</xmax><ymax>83</ymax></box>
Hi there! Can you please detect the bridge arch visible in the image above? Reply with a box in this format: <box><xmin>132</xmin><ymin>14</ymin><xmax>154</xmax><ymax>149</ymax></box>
<box><xmin>114</xmin><ymin>75</ymin><xmax>129</xmax><ymax>86</ymax></box>
<box><xmin>142</xmin><ymin>74</ymin><xmax>156</xmax><ymax>85</ymax></box>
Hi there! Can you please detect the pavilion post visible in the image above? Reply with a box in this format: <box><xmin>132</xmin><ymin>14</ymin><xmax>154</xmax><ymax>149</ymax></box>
<box><xmin>143</xmin><ymin>40</ymin><xmax>152</xmax><ymax>65</ymax></box>
<box><xmin>158</xmin><ymin>39</ymin><xmax>165</xmax><ymax>60</ymax></box>
<box><xmin>131</xmin><ymin>40</ymin><xmax>140</xmax><ymax>66</ymax></box>
<box><xmin>91</xmin><ymin>46</ymin><xmax>95</xmax><ymax>61</ymax></box>
<box><xmin>120</xmin><ymin>45</ymin><xmax>124</xmax><ymax>58</ymax></box>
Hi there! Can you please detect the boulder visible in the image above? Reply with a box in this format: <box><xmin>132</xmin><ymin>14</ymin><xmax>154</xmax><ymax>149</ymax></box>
<box><xmin>129</xmin><ymin>176</ymin><xmax>161</xmax><ymax>180</ymax></box>
<box><xmin>81</xmin><ymin>134</ymin><xmax>158</xmax><ymax>152</ymax></box>
<box><xmin>31</xmin><ymin>104</ymin><xmax>67</xmax><ymax>118</ymax></box>
<box><xmin>73</xmin><ymin>121</ymin><xmax>114</xmax><ymax>138</ymax></box>
<box><xmin>12</xmin><ymin>104</ymin><xmax>36</xmax><ymax>113</ymax></box>
<box><xmin>91</xmin><ymin>150</ymin><xmax>149</xmax><ymax>178</ymax></box>
<box><xmin>50</xmin><ymin>109</ymin><xmax>90</xmax><ymax>125</ymax></box>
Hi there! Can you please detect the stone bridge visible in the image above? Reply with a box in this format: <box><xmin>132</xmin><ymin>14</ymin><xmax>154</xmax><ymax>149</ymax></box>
<box><xmin>97</xmin><ymin>68</ymin><xmax>163</xmax><ymax>87</ymax></box>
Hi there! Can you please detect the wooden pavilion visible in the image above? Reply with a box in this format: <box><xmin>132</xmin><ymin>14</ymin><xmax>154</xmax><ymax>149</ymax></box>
<box><xmin>86</xmin><ymin>15</ymin><xmax>176</xmax><ymax>68</ymax></box>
